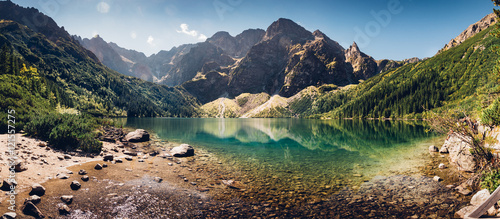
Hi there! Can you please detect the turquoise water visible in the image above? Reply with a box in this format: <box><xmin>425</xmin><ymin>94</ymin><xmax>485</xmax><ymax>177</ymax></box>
<box><xmin>120</xmin><ymin>118</ymin><xmax>439</xmax><ymax>199</ymax></box>
<box><xmin>123</xmin><ymin>118</ymin><xmax>435</xmax><ymax>181</ymax></box>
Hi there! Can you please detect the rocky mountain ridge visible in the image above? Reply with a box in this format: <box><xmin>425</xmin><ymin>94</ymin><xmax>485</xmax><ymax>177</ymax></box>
<box><xmin>438</xmin><ymin>13</ymin><xmax>497</xmax><ymax>54</ymax></box>
<box><xmin>78</xmin><ymin>17</ymin><xmax>419</xmax><ymax>104</ymax></box>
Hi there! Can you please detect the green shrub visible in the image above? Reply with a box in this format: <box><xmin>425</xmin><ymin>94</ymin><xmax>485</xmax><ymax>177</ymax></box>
<box><xmin>25</xmin><ymin>113</ymin><xmax>102</xmax><ymax>152</ymax></box>
<box><xmin>481</xmin><ymin>99</ymin><xmax>500</xmax><ymax>126</ymax></box>
<box><xmin>481</xmin><ymin>169</ymin><xmax>500</xmax><ymax>193</ymax></box>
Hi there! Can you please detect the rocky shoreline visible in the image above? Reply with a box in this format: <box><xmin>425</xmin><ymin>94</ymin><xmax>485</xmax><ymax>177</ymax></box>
<box><xmin>0</xmin><ymin>127</ymin><xmax>480</xmax><ymax>218</ymax></box>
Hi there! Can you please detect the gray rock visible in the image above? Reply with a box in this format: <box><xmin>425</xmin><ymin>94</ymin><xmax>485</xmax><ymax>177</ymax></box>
<box><xmin>1</xmin><ymin>212</ymin><xmax>16</xmax><ymax>219</ymax></box>
<box><xmin>125</xmin><ymin>129</ymin><xmax>150</xmax><ymax>142</ymax></box>
<box><xmin>471</xmin><ymin>189</ymin><xmax>490</xmax><ymax>206</ymax></box>
<box><xmin>138</xmin><ymin>159</ymin><xmax>144</xmax><ymax>162</ymax></box>
<box><xmin>154</xmin><ymin>177</ymin><xmax>163</xmax><ymax>183</ymax></box>
<box><xmin>103</xmin><ymin>153</ymin><xmax>114</xmax><ymax>161</ymax></box>
<box><xmin>115</xmin><ymin>158</ymin><xmax>123</xmax><ymax>163</ymax></box>
<box><xmin>70</xmin><ymin>181</ymin><xmax>81</xmax><ymax>190</ymax></box>
<box><xmin>102</xmin><ymin>163</ymin><xmax>108</xmax><ymax>168</ymax></box>
<box><xmin>78</xmin><ymin>169</ymin><xmax>87</xmax><ymax>175</ymax></box>
<box><xmin>443</xmin><ymin>134</ymin><xmax>476</xmax><ymax>172</ymax></box>
<box><xmin>171</xmin><ymin>144</ymin><xmax>195</xmax><ymax>157</ymax></box>
<box><xmin>61</xmin><ymin>195</ymin><xmax>73</xmax><ymax>204</ymax></box>
<box><xmin>433</xmin><ymin>176</ymin><xmax>441</xmax><ymax>182</ymax></box>
<box><xmin>0</xmin><ymin>179</ymin><xmax>17</xmax><ymax>191</ymax></box>
<box><xmin>57</xmin><ymin>174</ymin><xmax>69</xmax><ymax>179</ymax></box>
<box><xmin>64</xmin><ymin>154</ymin><xmax>72</xmax><ymax>159</ymax></box>
<box><xmin>30</xmin><ymin>183</ymin><xmax>46</xmax><ymax>196</ymax></box>
<box><xmin>124</xmin><ymin>151</ymin><xmax>137</xmax><ymax>156</ymax></box>
<box><xmin>94</xmin><ymin>163</ymin><xmax>103</xmax><ymax>170</ymax></box>
<box><xmin>456</xmin><ymin>184</ymin><xmax>472</xmax><ymax>196</ymax></box>
<box><xmin>81</xmin><ymin>175</ymin><xmax>89</xmax><ymax>182</ymax></box>
<box><xmin>14</xmin><ymin>159</ymin><xmax>28</xmax><ymax>172</ymax></box>
<box><xmin>455</xmin><ymin>206</ymin><xmax>475</xmax><ymax>218</ymax></box>
<box><xmin>58</xmin><ymin>203</ymin><xmax>70</xmax><ymax>215</ymax></box>
<box><xmin>22</xmin><ymin>201</ymin><xmax>44</xmax><ymax>218</ymax></box>
<box><xmin>57</xmin><ymin>155</ymin><xmax>64</xmax><ymax>160</ymax></box>
<box><xmin>125</xmin><ymin>156</ymin><xmax>133</xmax><ymax>161</ymax></box>
<box><xmin>429</xmin><ymin>145</ymin><xmax>439</xmax><ymax>152</ymax></box>
<box><xmin>438</xmin><ymin>163</ymin><xmax>446</xmax><ymax>169</ymax></box>
<box><xmin>26</xmin><ymin>195</ymin><xmax>41</xmax><ymax>204</ymax></box>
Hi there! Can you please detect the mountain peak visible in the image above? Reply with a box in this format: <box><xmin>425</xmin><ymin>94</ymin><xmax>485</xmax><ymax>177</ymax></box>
<box><xmin>208</xmin><ymin>31</ymin><xmax>232</xmax><ymax>40</ymax></box>
<box><xmin>263</xmin><ymin>18</ymin><xmax>313</xmax><ymax>42</ymax></box>
<box><xmin>350</xmin><ymin>42</ymin><xmax>359</xmax><ymax>51</ymax></box>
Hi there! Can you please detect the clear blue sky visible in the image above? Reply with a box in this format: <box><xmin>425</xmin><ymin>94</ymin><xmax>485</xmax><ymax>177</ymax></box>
<box><xmin>9</xmin><ymin>0</ymin><xmax>497</xmax><ymax>60</ymax></box>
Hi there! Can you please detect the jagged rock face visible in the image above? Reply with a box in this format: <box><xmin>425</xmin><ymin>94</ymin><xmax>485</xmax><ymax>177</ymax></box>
<box><xmin>77</xmin><ymin>35</ymin><xmax>196</xmax><ymax>82</ymax></box>
<box><xmin>73</xmin><ymin>16</ymin><xmax>399</xmax><ymax>103</ymax></box>
<box><xmin>344</xmin><ymin>42</ymin><xmax>378</xmax><ymax>80</ymax></box>
<box><xmin>163</xmin><ymin>42</ymin><xmax>235</xmax><ymax>86</ymax></box>
<box><xmin>229</xmin><ymin>37</ymin><xmax>289</xmax><ymax>96</ymax></box>
<box><xmin>148</xmin><ymin>44</ymin><xmax>196</xmax><ymax>81</ymax></box>
<box><xmin>439</xmin><ymin>13</ymin><xmax>497</xmax><ymax>53</ymax></box>
<box><xmin>229</xmin><ymin>18</ymin><xmax>317</xmax><ymax>97</ymax></box>
<box><xmin>108</xmin><ymin>42</ymin><xmax>148</xmax><ymax>64</ymax></box>
<box><xmin>182</xmin><ymin>71</ymin><xmax>230</xmax><ymax>103</ymax></box>
<box><xmin>235</xmin><ymin>29</ymin><xmax>266</xmax><ymax>57</ymax></box>
<box><xmin>280</xmin><ymin>32</ymin><xmax>352</xmax><ymax>97</ymax></box>
<box><xmin>207</xmin><ymin>29</ymin><xmax>265</xmax><ymax>58</ymax></box>
<box><xmin>77</xmin><ymin>35</ymin><xmax>135</xmax><ymax>78</ymax></box>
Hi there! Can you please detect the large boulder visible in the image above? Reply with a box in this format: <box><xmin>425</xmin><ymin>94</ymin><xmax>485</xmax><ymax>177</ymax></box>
<box><xmin>70</xmin><ymin>181</ymin><xmax>81</xmax><ymax>190</ymax></box>
<box><xmin>94</xmin><ymin>163</ymin><xmax>103</xmax><ymax>170</ymax></box>
<box><xmin>124</xmin><ymin>129</ymin><xmax>150</xmax><ymax>142</ymax></box>
<box><xmin>103</xmin><ymin>154</ymin><xmax>114</xmax><ymax>161</ymax></box>
<box><xmin>58</xmin><ymin>203</ymin><xmax>71</xmax><ymax>215</ymax></box>
<box><xmin>22</xmin><ymin>201</ymin><xmax>44</xmax><ymax>218</ymax></box>
<box><xmin>30</xmin><ymin>183</ymin><xmax>46</xmax><ymax>196</ymax></box>
<box><xmin>14</xmin><ymin>159</ymin><xmax>28</xmax><ymax>172</ymax></box>
<box><xmin>26</xmin><ymin>195</ymin><xmax>41</xmax><ymax>205</ymax></box>
<box><xmin>170</xmin><ymin>144</ymin><xmax>195</xmax><ymax>157</ymax></box>
<box><xmin>0</xmin><ymin>179</ymin><xmax>17</xmax><ymax>191</ymax></box>
<box><xmin>61</xmin><ymin>195</ymin><xmax>73</xmax><ymax>204</ymax></box>
<box><xmin>471</xmin><ymin>189</ymin><xmax>490</xmax><ymax>206</ymax></box>
<box><xmin>443</xmin><ymin>134</ymin><xmax>476</xmax><ymax>172</ymax></box>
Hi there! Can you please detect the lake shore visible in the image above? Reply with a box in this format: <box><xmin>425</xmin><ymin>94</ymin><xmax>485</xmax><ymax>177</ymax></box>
<box><xmin>0</xmin><ymin>130</ymin><xmax>473</xmax><ymax>218</ymax></box>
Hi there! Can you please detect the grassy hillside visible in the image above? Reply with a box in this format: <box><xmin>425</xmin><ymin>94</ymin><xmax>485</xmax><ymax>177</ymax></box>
<box><xmin>0</xmin><ymin>19</ymin><xmax>200</xmax><ymax>136</ymax></box>
<box><xmin>306</xmin><ymin>24</ymin><xmax>500</xmax><ymax>119</ymax></box>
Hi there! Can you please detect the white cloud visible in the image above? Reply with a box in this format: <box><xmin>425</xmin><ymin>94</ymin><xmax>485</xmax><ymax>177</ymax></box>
<box><xmin>96</xmin><ymin>2</ymin><xmax>110</xmax><ymax>14</ymax></box>
<box><xmin>177</xmin><ymin>23</ymin><xmax>206</xmax><ymax>41</ymax></box>
<box><xmin>130</xmin><ymin>31</ymin><xmax>137</xmax><ymax>39</ymax></box>
<box><xmin>198</xmin><ymin>34</ymin><xmax>207</xmax><ymax>41</ymax></box>
<box><xmin>147</xmin><ymin>35</ymin><xmax>155</xmax><ymax>46</ymax></box>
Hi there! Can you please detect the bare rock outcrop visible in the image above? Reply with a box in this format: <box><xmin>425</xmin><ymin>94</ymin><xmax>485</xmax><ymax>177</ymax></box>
<box><xmin>442</xmin><ymin>133</ymin><xmax>476</xmax><ymax>172</ymax></box>
<box><xmin>125</xmin><ymin>129</ymin><xmax>150</xmax><ymax>142</ymax></box>
<box><xmin>439</xmin><ymin>13</ymin><xmax>497</xmax><ymax>54</ymax></box>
